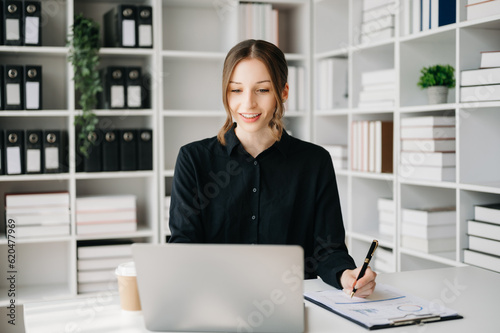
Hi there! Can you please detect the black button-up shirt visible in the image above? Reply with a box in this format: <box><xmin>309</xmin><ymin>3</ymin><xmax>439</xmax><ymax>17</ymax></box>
<box><xmin>169</xmin><ymin>124</ymin><xmax>355</xmax><ymax>289</ymax></box>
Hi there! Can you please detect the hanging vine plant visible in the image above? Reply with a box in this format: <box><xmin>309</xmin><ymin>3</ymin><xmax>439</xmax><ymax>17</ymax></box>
<box><xmin>68</xmin><ymin>14</ymin><xmax>102</xmax><ymax>158</ymax></box>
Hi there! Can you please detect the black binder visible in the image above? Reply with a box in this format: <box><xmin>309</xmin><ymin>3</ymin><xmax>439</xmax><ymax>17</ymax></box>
<box><xmin>0</xmin><ymin>129</ymin><xmax>4</xmax><ymax>175</ymax></box>
<box><xmin>102</xmin><ymin>129</ymin><xmax>119</xmax><ymax>172</ymax></box>
<box><xmin>5</xmin><ymin>129</ymin><xmax>24</xmax><ymax>175</ymax></box>
<box><xmin>4</xmin><ymin>1</ymin><xmax>22</xmax><ymax>46</ymax></box>
<box><xmin>0</xmin><ymin>65</ymin><xmax>4</xmax><ymax>110</ymax></box>
<box><xmin>24</xmin><ymin>65</ymin><xmax>42</xmax><ymax>110</ymax></box>
<box><xmin>25</xmin><ymin>129</ymin><xmax>42</xmax><ymax>174</ymax></box>
<box><xmin>83</xmin><ymin>129</ymin><xmax>102</xmax><ymax>172</ymax></box>
<box><xmin>98</xmin><ymin>66</ymin><xmax>126</xmax><ymax>109</ymax></box>
<box><xmin>137</xmin><ymin>5</ymin><xmax>153</xmax><ymax>48</ymax></box>
<box><xmin>23</xmin><ymin>1</ymin><xmax>41</xmax><ymax>46</ymax></box>
<box><xmin>43</xmin><ymin>130</ymin><xmax>66</xmax><ymax>173</ymax></box>
<box><xmin>119</xmin><ymin>129</ymin><xmax>137</xmax><ymax>171</ymax></box>
<box><xmin>0</xmin><ymin>1</ymin><xmax>3</xmax><ymax>45</ymax></box>
<box><xmin>126</xmin><ymin>67</ymin><xmax>143</xmax><ymax>109</ymax></box>
<box><xmin>4</xmin><ymin>65</ymin><xmax>24</xmax><ymax>110</ymax></box>
<box><xmin>103</xmin><ymin>5</ymin><xmax>137</xmax><ymax>48</ymax></box>
<box><xmin>137</xmin><ymin>129</ymin><xmax>152</xmax><ymax>170</ymax></box>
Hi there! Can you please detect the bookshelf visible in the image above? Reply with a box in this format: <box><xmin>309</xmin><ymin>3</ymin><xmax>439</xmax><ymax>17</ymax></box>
<box><xmin>1</xmin><ymin>0</ymin><xmax>499</xmax><ymax>306</ymax></box>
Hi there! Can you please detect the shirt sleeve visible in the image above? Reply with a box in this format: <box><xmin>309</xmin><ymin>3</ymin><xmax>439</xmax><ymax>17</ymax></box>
<box><xmin>168</xmin><ymin>145</ymin><xmax>204</xmax><ymax>243</ymax></box>
<box><xmin>313</xmin><ymin>150</ymin><xmax>356</xmax><ymax>289</ymax></box>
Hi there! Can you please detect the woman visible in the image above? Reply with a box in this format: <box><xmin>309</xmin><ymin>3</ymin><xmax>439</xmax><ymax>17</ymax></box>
<box><xmin>169</xmin><ymin>39</ymin><xmax>376</xmax><ymax>297</ymax></box>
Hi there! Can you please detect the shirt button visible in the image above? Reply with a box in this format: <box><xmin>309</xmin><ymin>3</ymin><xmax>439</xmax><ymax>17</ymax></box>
<box><xmin>254</xmin><ymin>161</ymin><xmax>258</xmax><ymax>166</ymax></box>
<box><xmin>252</xmin><ymin>215</ymin><xmax>256</xmax><ymax>220</ymax></box>
<box><xmin>253</xmin><ymin>188</ymin><xmax>257</xmax><ymax>193</ymax></box>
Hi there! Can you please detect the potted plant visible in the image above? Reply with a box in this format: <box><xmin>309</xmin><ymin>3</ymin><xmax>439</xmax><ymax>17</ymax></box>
<box><xmin>417</xmin><ymin>64</ymin><xmax>455</xmax><ymax>104</ymax></box>
<box><xmin>68</xmin><ymin>14</ymin><xmax>102</xmax><ymax>158</ymax></box>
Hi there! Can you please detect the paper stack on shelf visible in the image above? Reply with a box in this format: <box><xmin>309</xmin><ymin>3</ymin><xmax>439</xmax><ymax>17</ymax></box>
<box><xmin>77</xmin><ymin>241</ymin><xmax>133</xmax><ymax>294</ymax></box>
<box><xmin>401</xmin><ymin>206</ymin><xmax>456</xmax><ymax>253</ymax></box>
<box><xmin>5</xmin><ymin>192</ymin><xmax>70</xmax><ymax>238</ymax></box>
<box><xmin>466</xmin><ymin>0</ymin><xmax>500</xmax><ymax>21</ymax></box>
<box><xmin>317</xmin><ymin>58</ymin><xmax>348</xmax><ymax>110</ymax></box>
<box><xmin>239</xmin><ymin>3</ymin><xmax>279</xmax><ymax>46</ymax></box>
<box><xmin>351</xmin><ymin>120</ymin><xmax>393</xmax><ymax>173</ymax></box>
<box><xmin>372</xmin><ymin>246</ymin><xmax>395</xmax><ymax>273</ymax></box>
<box><xmin>360</xmin><ymin>0</ymin><xmax>395</xmax><ymax>44</ymax></box>
<box><xmin>377</xmin><ymin>198</ymin><xmax>395</xmax><ymax>238</ymax></box>
<box><xmin>76</xmin><ymin>195</ymin><xmax>137</xmax><ymax>236</ymax></box>
<box><xmin>400</xmin><ymin>116</ymin><xmax>456</xmax><ymax>182</ymax></box>
<box><xmin>321</xmin><ymin>145</ymin><xmax>348</xmax><ymax>171</ymax></box>
<box><xmin>164</xmin><ymin>196</ymin><xmax>171</xmax><ymax>235</ymax></box>
<box><xmin>464</xmin><ymin>203</ymin><xmax>500</xmax><ymax>273</ymax></box>
<box><xmin>461</xmin><ymin>50</ymin><xmax>500</xmax><ymax>102</ymax></box>
<box><xmin>285</xmin><ymin>65</ymin><xmax>306</xmax><ymax>112</ymax></box>
<box><xmin>358</xmin><ymin>68</ymin><xmax>395</xmax><ymax>109</ymax></box>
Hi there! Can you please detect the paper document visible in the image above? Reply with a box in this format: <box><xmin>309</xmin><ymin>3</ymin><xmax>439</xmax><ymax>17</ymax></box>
<box><xmin>304</xmin><ymin>283</ymin><xmax>461</xmax><ymax>329</ymax></box>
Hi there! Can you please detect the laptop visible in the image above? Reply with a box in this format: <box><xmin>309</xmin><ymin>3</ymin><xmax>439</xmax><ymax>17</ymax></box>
<box><xmin>132</xmin><ymin>243</ymin><xmax>304</xmax><ymax>332</ymax></box>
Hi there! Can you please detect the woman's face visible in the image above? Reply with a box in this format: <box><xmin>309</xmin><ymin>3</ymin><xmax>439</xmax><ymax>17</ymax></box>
<box><xmin>227</xmin><ymin>58</ymin><xmax>283</xmax><ymax>136</ymax></box>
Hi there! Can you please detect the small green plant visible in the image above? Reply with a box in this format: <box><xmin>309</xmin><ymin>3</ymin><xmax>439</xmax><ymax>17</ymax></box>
<box><xmin>68</xmin><ymin>14</ymin><xmax>102</xmax><ymax>158</ymax></box>
<box><xmin>417</xmin><ymin>64</ymin><xmax>455</xmax><ymax>89</ymax></box>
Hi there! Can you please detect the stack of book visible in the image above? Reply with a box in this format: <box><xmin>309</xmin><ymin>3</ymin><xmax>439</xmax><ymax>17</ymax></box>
<box><xmin>358</xmin><ymin>69</ymin><xmax>396</xmax><ymax>109</ymax></box>
<box><xmin>377</xmin><ymin>198</ymin><xmax>395</xmax><ymax>238</ymax></box>
<box><xmin>466</xmin><ymin>0</ymin><xmax>500</xmax><ymax>21</ymax></box>
<box><xmin>372</xmin><ymin>246</ymin><xmax>395</xmax><ymax>273</ymax></box>
<box><xmin>461</xmin><ymin>51</ymin><xmax>500</xmax><ymax>103</ymax></box>
<box><xmin>321</xmin><ymin>145</ymin><xmax>348</xmax><ymax>171</ymax></box>
<box><xmin>400</xmin><ymin>116</ymin><xmax>456</xmax><ymax>182</ymax></box>
<box><xmin>285</xmin><ymin>65</ymin><xmax>306</xmax><ymax>112</ymax></box>
<box><xmin>464</xmin><ymin>203</ymin><xmax>500</xmax><ymax>273</ymax></box>
<box><xmin>77</xmin><ymin>241</ymin><xmax>133</xmax><ymax>294</ymax></box>
<box><xmin>317</xmin><ymin>58</ymin><xmax>348</xmax><ymax>110</ymax></box>
<box><xmin>351</xmin><ymin>120</ymin><xmax>393</xmax><ymax>173</ymax></box>
<box><xmin>5</xmin><ymin>192</ymin><xmax>70</xmax><ymax>238</ymax></box>
<box><xmin>401</xmin><ymin>206</ymin><xmax>456</xmax><ymax>253</ymax></box>
<box><xmin>165</xmin><ymin>196</ymin><xmax>171</xmax><ymax>235</ymax></box>
<box><xmin>76</xmin><ymin>195</ymin><xmax>137</xmax><ymax>236</ymax></box>
<box><xmin>360</xmin><ymin>0</ymin><xmax>395</xmax><ymax>44</ymax></box>
<box><xmin>239</xmin><ymin>3</ymin><xmax>279</xmax><ymax>46</ymax></box>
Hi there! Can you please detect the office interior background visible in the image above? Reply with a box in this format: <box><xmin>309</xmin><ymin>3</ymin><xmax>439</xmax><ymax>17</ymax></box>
<box><xmin>1</xmin><ymin>0</ymin><xmax>500</xmax><ymax>324</ymax></box>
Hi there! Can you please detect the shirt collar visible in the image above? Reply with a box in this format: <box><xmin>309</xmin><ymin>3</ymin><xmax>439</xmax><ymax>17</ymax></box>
<box><xmin>223</xmin><ymin>123</ymin><xmax>292</xmax><ymax>157</ymax></box>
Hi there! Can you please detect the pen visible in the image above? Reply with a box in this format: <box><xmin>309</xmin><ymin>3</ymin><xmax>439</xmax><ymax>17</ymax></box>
<box><xmin>350</xmin><ymin>239</ymin><xmax>378</xmax><ymax>298</ymax></box>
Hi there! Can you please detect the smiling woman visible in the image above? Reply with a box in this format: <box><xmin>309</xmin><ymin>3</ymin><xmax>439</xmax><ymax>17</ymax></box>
<box><xmin>168</xmin><ymin>39</ymin><xmax>377</xmax><ymax>297</ymax></box>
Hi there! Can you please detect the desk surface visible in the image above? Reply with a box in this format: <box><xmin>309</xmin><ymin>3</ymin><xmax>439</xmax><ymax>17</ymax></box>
<box><xmin>23</xmin><ymin>266</ymin><xmax>500</xmax><ymax>333</ymax></box>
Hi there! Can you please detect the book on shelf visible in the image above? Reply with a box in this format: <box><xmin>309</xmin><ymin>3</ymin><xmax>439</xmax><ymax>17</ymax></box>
<box><xmin>5</xmin><ymin>191</ymin><xmax>70</xmax><ymax>207</ymax></box>
<box><xmin>351</xmin><ymin>121</ymin><xmax>393</xmax><ymax>173</ymax></box>
<box><xmin>76</xmin><ymin>210</ymin><xmax>137</xmax><ymax>224</ymax></box>
<box><xmin>239</xmin><ymin>3</ymin><xmax>278</xmax><ymax>46</ymax></box>
<box><xmin>401</xmin><ymin>116</ymin><xmax>455</xmax><ymax>127</ymax></box>
<box><xmin>317</xmin><ymin>58</ymin><xmax>348</xmax><ymax>110</ymax></box>
<box><xmin>359</xmin><ymin>89</ymin><xmax>395</xmax><ymax>102</ymax></box>
<box><xmin>78</xmin><ymin>281</ymin><xmax>118</xmax><ymax>294</ymax></box>
<box><xmin>467</xmin><ymin>220</ymin><xmax>500</xmax><ymax>241</ymax></box>
<box><xmin>5</xmin><ymin>212</ymin><xmax>70</xmax><ymax>226</ymax></box>
<box><xmin>402</xmin><ymin>222</ymin><xmax>456</xmax><ymax>239</ymax></box>
<box><xmin>358</xmin><ymin>100</ymin><xmax>394</xmax><ymax>109</ymax></box>
<box><xmin>361</xmin><ymin>68</ymin><xmax>396</xmax><ymax>86</ymax></box>
<box><xmin>480</xmin><ymin>50</ymin><xmax>500</xmax><ymax>68</ymax></box>
<box><xmin>430</xmin><ymin>0</ymin><xmax>456</xmax><ymax>29</ymax></box>
<box><xmin>463</xmin><ymin>249</ymin><xmax>500</xmax><ymax>273</ymax></box>
<box><xmin>377</xmin><ymin>198</ymin><xmax>395</xmax><ymax>212</ymax></box>
<box><xmin>400</xmin><ymin>165</ymin><xmax>455</xmax><ymax>182</ymax></box>
<box><xmin>286</xmin><ymin>66</ymin><xmax>306</xmax><ymax>111</ymax></box>
<box><xmin>400</xmin><ymin>126</ymin><xmax>455</xmax><ymax>140</ymax></box>
<box><xmin>378</xmin><ymin>220</ymin><xmax>394</xmax><ymax>236</ymax></box>
<box><xmin>13</xmin><ymin>224</ymin><xmax>70</xmax><ymax>238</ymax></box>
<box><xmin>401</xmin><ymin>235</ymin><xmax>455</xmax><ymax>253</ymax></box>
<box><xmin>78</xmin><ymin>270</ymin><xmax>117</xmax><ymax>283</ymax></box>
<box><xmin>76</xmin><ymin>221</ymin><xmax>137</xmax><ymax>236</ymax></box>
<box><xmin>474</xmin><ymin>203</ymin><xmax>500</xmax><ymax>225</ymax></box>
<box><xmin>466</xmin><ymin>0</ymin><xmax>500</xmax><ymax>21</ymax></box>
<box><xmin>401</xmin><ymin>139</ymin><xmax>455</xmax><ymax>152</ymax></box>
<box><xmin>372</xmin><ymin>247</ymin><xmax>395</xmax><ymax>272</ymax></box>
<box><xmin>77</xmin><ymin>241</ymin><xmax>133</xmax><ymax>259</ymax></box>
<box><xmin>402</xmin><ymin>206</ymin><xmax>456</xmax><ymax>225</ymax></box>
<box><xmin>77</xmin><ymin>256</ymin><xmax>134</xmax><ymax>271</ymax></box>
<box><xmin>400</xmin><ymin>151</ymin><xmax>455</xmax><ymax>167</ymax></box>
<box><xmin>75</xmin><ymin>195</ymin><xmax>137</xmax><ymax>211</ymax></box>
<box><xmin>461</xmin><ymin>67</ymin><xmax>500</xmax><ymax>86</ymax></box>
<box><xmin>468</xmin><ymin>235</ymin><xmax>500</xmax><ymax>257</ymax></box>
<box><xmin>461</xmin><ymin>84</ymin><xmax>500</xmax><ymax>102</ymax></box>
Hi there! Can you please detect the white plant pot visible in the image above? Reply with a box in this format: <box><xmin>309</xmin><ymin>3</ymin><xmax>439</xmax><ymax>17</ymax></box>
<box><xmin>427</xmin><ymin>86</ymin><xmax>449</xmax><ymax>104</ymax></box>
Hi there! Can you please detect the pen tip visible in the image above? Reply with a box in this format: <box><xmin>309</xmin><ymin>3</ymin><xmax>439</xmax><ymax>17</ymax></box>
<box><xmin>350</xmin><ymin>291</ymin><xmax>355</xmax><ymax>298</ymax></box>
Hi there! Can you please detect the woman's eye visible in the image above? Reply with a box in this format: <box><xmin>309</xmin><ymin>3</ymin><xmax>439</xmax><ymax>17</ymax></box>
<box><xmin>257</xmin><ymin>89</ymin><xmax>269</xmax><ymax>93</ymax></box>
<box><xmin>230</xmin><ymin>89</ymin><xmax>242</xmax><ymax>93</ymax></box>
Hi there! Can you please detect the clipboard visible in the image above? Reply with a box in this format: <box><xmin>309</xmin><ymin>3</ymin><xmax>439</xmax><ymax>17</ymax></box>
<box><xmin>304</xmin><ymin>283</ymin><xmax>463</xmax><ymax>330</ymax></box>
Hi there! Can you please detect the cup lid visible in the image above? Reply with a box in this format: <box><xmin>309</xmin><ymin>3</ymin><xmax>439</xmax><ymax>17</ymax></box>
<box><xmin>115</xmin><ymin>261</ymin><xmax>136</xmax><ymax>277</ymax></box>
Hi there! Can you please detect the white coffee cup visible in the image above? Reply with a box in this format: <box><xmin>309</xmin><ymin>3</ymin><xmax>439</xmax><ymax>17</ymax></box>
<box><xmin>115</xmin><ymin>262</ymin><xmax>142</xmax><ymax>312</ymax></box>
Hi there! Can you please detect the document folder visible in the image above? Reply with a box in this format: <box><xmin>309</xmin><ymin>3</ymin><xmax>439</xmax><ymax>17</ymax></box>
<box><xmin>0</xmin><ymin>65</ymin><xmax>4</xmax><ymax>110</ymax></box>
<box><xmin>25</xmin><ymin>129</ymin><xmax>42</xmax><ymax>174</ymax></box>
<box><xmin>104</xmin><ymin>5</ymin><xmax>137</xmax><ymax>48</ymax></box>
<box><xmin>102</xmin><ymin>129</ymin><xmax>119</xmax><ymax>171</ymax></box>
<box><xmin>137</xmin><ymin>5</ymin><xmax>153</xmax><ymax>48</ymax></box>
<box><xmin>83</xmin><ymin>130</ymin><xmax>102</xmax><ymax>172</ymax></box>
<box><xmin>99</xmin><ymin>66</ymin><xmax>125</xmax><ymax>109</ymax></box>
<box><xmin>24</xmin><ymin>1</ymin><xmax>41</xmax><ymax>46</ymax></box>
<box><xmin>304</xmin><ymin>283</ymin><xmax>462</xmax><ymax>330</ymax></box>
<box><xmin>125</xmin><ymin>67</ymin><xmax>142</xmax><ymax>108</ymax></box>
<box><xmin>0</xmin><ymin>129</ymin><xmax>4</xmax><ymax>175</ymax></box>
<box><xmin>5</xmin><ymin>129</ymin><xmax>24</xmax><ymax>175</ymax></box>
<box><xmin>4</xmin><ymin>0</ymin><xmax>22</xmax><ymax>46</ymax></box>
<box><xmin>24</xmin><ymin>65</ymin><xmax>42</xmax><ymax>110</ymax></box>
<box><xmin>4</xmin><ymin>65</ymin><xmax>23</xmax><ymax>110</ymax></box>
<box><xmin>120</xmin><ymin>129</ymin><xmax>137</xmax><ymax>171</ymax></box>
<box><xmin>43</xmin><ymin>130</ymin><xmax>66</xmax><ymax>173</ymax></box>
<box><xmin>137</xmin><ymin>129</ymin><xmax>152</xmax><ymax>170</ymax></box>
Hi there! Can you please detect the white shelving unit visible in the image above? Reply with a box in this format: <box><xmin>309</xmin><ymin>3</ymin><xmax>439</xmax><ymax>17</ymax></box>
<box><xmin>1</xmin><ymin>0</ymin><xmax>499</xmax><ymax>306</ymax></box>
<box><xmin>313</xmin><ymin>0</ymin><xmax>500</xmax><ymax>272</ymax></box>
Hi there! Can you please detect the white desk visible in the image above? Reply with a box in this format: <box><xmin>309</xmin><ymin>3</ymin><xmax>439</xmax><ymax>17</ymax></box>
<box><xmin>23</xmin><ymin>266</ymin><xmax>500</xmax><ymax>332</ymax></box>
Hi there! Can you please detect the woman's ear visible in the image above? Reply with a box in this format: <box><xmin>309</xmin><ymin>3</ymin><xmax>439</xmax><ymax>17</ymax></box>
<box><xmin>281</xmin><ymin>83</ymin><xmax>289</xmax><ymax>103</ymax></box>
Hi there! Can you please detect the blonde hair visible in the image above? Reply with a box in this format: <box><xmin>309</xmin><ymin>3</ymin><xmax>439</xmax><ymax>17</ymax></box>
<box><xmin>218</xmin><ymin>39</ymin><xmax>288</xmax><ymax>145</ymax></box>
